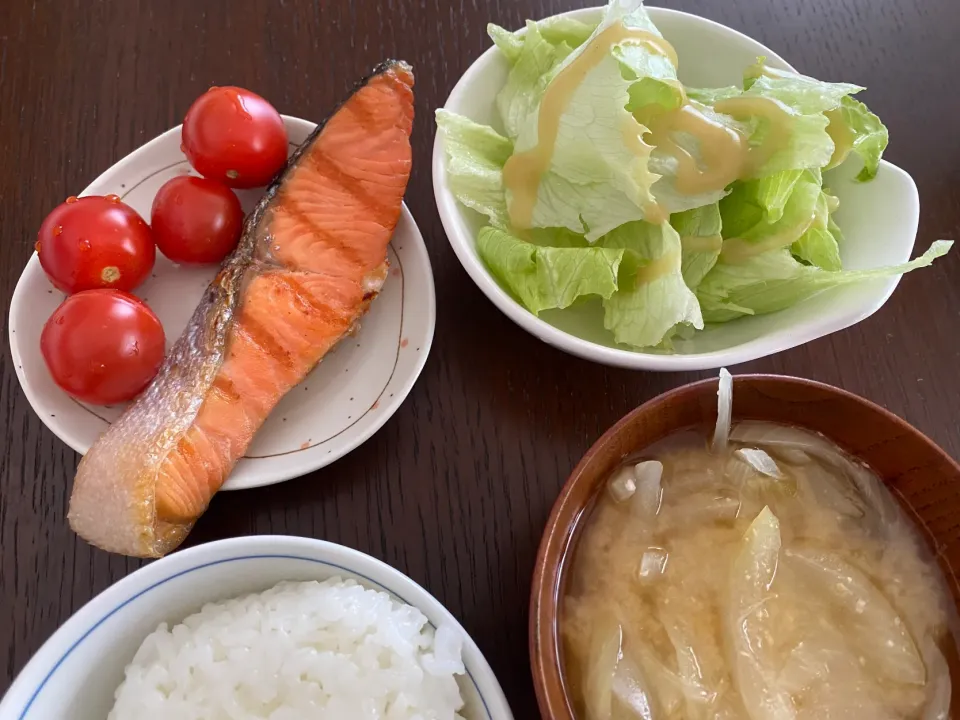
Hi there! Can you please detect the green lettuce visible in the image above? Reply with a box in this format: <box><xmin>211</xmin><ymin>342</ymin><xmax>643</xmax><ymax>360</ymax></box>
<box><xmin>719</xmin><ymin>169</ymin><xmax>822</xmax><ymax>262</ymax></box>
<box><xmin>719</xmin><ymin>167</ymin><xmax>842</xmax><ymax>271</ymax></box>
<box><xmin>728</xmin><ymin>61</ymin><xmax>887</xmax><ymax>179</ymax></box>
<box><xmin>751</xmin><ymin>169</ymin><xmax>805</xmax><ymax>224</ymax></box>
<box><xmin>670</xmin><ymin>203</ymin><xmax>723</xmax><ymax>289</ymax></box>
<box><xmin>697</xmin><ymin>241</ymin><xmax>952</xmax><ymax>323</ymax></box>
<box><xmin>681</xmin><ymin>61</ymin><xmax>874</xmax><ymax>182</ymax></box>
<box><xmin>436</xmin><ymin>110</ymin><xmax>512</xmax><ymax>229</ymax></box>
<box><xmin>826</xmin><ymin>95</ymin><xmax>889</xmax><ymax>181</ymax></box>
<box><xmin>600</xmin><ymin>221</ymin><xmax>703</xmax><ymax>347</ymax></box>
<box><xmin>488</xmin><ymin>16</ymin><xmax>596</xmax><ymax>64</ymax></box>
<box><xmin>495</xmin><ymin>22</ymin><xmax>575</xmax><ymax>140</ymax></box>
<box><xmin>715</xmin><ymin>96</ymin><xmax>832</xmax><ymax>178</ymax></box>
<box><xmin>477</xmin><ymin>227</ymin><xmax>623</xmax><ymax>314</ymax></box>
<box><xmin>791</xmin><ymin>190</ymin><xmax>842</xmax><ymax>270</ymax></box>
<box><xmin>742</xmin><ymin>62</ymin><xmax>863</xmax><ymax>114</ymax></box>
<box><xmin>686</xmin><ymin>86</ymin><xmax>742</xmax><ymax>105</ymax></box>
<box><xmin>502</xmin><ymin>0</ymin><xmax>678</xmax><ymax>238</ymax></box>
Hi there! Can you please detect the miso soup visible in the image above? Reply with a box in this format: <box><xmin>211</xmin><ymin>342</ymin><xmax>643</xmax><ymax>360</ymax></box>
<box><xmin>561</xmin><ymin>421</ymin><xmax>957</xmax><ymax>720</ymax></box>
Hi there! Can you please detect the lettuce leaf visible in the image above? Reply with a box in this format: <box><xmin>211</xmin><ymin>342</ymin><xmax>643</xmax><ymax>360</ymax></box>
<box><xmin>487</xmin><ymin>23</ymin><xmax>526</xmax><ymax>65</ymax></box>
<box><xmin>719</xmin><ymin>169</ymin><xmax>822</xmax><ymax>262</ymax></box>
<box><xmin>687</xmin><ymin>62</ymin><xmax>859</xmax><ymax>180</ymax></box>
<box><xmin>696</xmin><ymin>241</ymin><xmax>952</xmax><ymax>323</ymax></box>
<box><xmin>494</xmin><ymin>22</ymin><xmax>576</xmax><ymax>141</ymax></box>
<box><xmin>743</xmin><ymin>62</ymin><xmax>863</xmax><ymax>114</ymax></box>
<box><xmin>734</xmin><ymin>61</ymin><xmax>887</xmax><ymax>178</ymax></box>
<box><xmin>601</xmin><ymin>221</ymin><xmax>704</xmax><ymax>347</ymax></box>
<box><xmin>435</xmin><ymin>110</ymin><xmax>513</xmax><ymax>229</ymax></box>
<box><xmin>719</xmin><ymin>165</ymin><xmax>842</xmax><ymax>271</ymax></box>
<box><xmin>612</xmin><ymin>6</ymin><xmax>681</xmax><ymax>101</ymax></box>
<box><xmin>505</xmin><ymin>0</ymin><xmax>675</xmax><ymax>239</ymax></box>
<box><xmin>671</xmin><ymin>203</ymin><xmax>723</xmax><ymax>289</ymax></box>
<box><xmin>752</xmin><ymin>169</ymin><xmax>805</xmax><ymax>224</ymax></box>
<box><xmin>792</xmin><ymin>225</ymin><xmax>841</xmax><ymax>271</ymax></box>
<box><xmin>477</xmin><ymin>226</ymin><xmax>623</xmax><ymax>314</ymax></box>
<box><xmin>488</xmin><ymin>16</ymin><xmax>596</xmax><ymax>65</ymax></box>
<box><xmin>721</xmin><ymin>100</ymin><xmax>832</xmax><ymax>178</ymax></box>
<box><xmin>791</xmin><ymin>190</ymin><xmax>842</xmax><ymax>270</ymax></box>
<box><xmin>686</xmin><ymin>86</ymin><xmax>742</xmax><ymax>105</ymax></box>
<box><xmin>825</xmin><ymin>95</ymin><xmax>889</xmax><ymax>181</ymax></box>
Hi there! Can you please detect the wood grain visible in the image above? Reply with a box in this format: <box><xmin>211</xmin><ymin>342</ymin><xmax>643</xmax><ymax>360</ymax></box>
<box><xmin>1</xmin><ymin>0</ymin><xmax>959</xmax><ymax>715</ymax></box>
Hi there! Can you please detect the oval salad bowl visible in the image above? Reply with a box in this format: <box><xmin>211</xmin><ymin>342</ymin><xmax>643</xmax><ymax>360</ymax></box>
<box><xmin>433</xmin><ymin>4</ymin><xmax>935</xmax><ymax>371</ymax></box>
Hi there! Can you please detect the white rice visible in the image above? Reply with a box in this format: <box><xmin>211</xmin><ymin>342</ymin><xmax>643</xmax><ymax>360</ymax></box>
<box><xmin>109</xmin><ymin>578</ymin><xmax>467</xmax><ymax>720</ymax></box>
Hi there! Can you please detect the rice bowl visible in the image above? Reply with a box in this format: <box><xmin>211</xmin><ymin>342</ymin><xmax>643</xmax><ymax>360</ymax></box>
<box><xmin>0</xmin><ymin>536</ymin><xmax>513</xmax><ymax>720</ymax></box>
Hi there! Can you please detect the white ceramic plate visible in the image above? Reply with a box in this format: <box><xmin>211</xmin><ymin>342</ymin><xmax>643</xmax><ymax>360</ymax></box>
<box><xmin>0</xmin><ymin>536</ymin><xmax>515</xmax><ymax>720</ymax></box>
<box><xmin>433</xmin><ymin>6</ymin><xmax>921</xmax><ymax>371</ymax></box>
<box><xmin>10</xmin><ymin>116</ymin><xmax>436</xmax><ymax>489</ymax></box>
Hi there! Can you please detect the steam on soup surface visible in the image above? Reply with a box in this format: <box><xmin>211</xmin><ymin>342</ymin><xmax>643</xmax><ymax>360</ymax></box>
<box><xmin>561</xmin><ymin>422</ymin><xmax>956</xmax><ymax>720</ymax></box>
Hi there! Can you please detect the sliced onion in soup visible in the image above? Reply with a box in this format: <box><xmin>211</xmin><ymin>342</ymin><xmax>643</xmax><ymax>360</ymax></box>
<box><xmin>921</xmin><ymin>637</ymin><xmax>951</xmax><ymax>720</ymax></box>
<box><xmin>584</xmin><ymin>621</ymin><xmax>624</xmax><ymax>720</ymax></box>
<box><xmin>784</xmin><ymin>547</ymin><xmax>925</xmax><ymax>686</ymax></box>
<box><xmin>637</xmin><ymin>547</ymin><xmax>669</xmax><ymax>584</ymax></box>
<box><xmin>735</xmin><ymin>449</ymin><xmax>784</xmax><ymax>479</ymax></box>
<box><xmin>610</xmin><ymin>654</ymin><xmax>657</xmax><ymax>720</ymax></box>
<box><xmin>712</xmin><ymin>368</ymin><xmax>733</xmax><ymax>452</ymax></box>
<box><xmin>609</xmin><ymin>466</ymin><xmax>638</xmax><ymax>503</ymax></box>
<box><xmin>726</xmin><ymin>507</ymin><xmax>797</xmax><ymax>720</ymax></box>
<box><xmin>631</xmin><ymin>461</ymin><xmax>663</xmax><ymax>518</ymax></box>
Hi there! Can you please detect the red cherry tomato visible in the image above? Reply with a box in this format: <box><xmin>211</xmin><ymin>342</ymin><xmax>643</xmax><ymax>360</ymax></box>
<box><xmin>40</xmin><ymin>290</ymin><xmax>165</xmax><ymax>405</ymax></box>
<box><xmin>181</xmin><ymin>87</ymin><xmax>288</xmax><ymax>188</ymax></box>
<box><xmin>37</xmin><ymin>195</ymin><xmax>155</xmax><ymax>294</ymax></box>
<box><xmin>150</xmin><ymin>176</ymin><xmax>244</xmax><ymax>264</ymax></box>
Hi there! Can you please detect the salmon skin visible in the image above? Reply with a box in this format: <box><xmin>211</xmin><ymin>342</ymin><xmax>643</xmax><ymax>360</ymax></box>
<box><xmin>68</xmin><ymin>61</ymin><xmax>415</xmax><ymax>557</ymax></box>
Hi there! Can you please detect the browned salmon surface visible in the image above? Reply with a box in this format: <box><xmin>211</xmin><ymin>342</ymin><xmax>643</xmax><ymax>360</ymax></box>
<box><xmin>68</xmin><ymin>61</ymin><xmax>414</xmax><ymax>557</ymax></box>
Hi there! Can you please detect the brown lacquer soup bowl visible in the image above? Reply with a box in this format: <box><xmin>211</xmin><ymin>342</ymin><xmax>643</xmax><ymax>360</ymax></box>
<box><xmin>530</xmin><ymin>374</ymin><xmax>960</xmax><ymax>719</ymax></box>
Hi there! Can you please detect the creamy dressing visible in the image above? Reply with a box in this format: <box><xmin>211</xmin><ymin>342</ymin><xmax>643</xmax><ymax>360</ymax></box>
<box><xmin>619</xmin><ymin>117</ymin><xmax>665</xmax><ymax>225</ymax></box>
<box><xmin>825</xmin><ymin>107</ymin><xmax>855</xmax><ymax>169</ymax></box>
<box><xmin>720</xmin><ymin>184</ymin><xmax>838</xmax><ymax>264</ymax></box>
<box><xmin>642</xmin><ymin>201</ymin><xmax>668</xmax><ymax>226</ymax></box>
<box><xmin>635</xmin><ymin>249</ymin><xmax>680</xmax><ymax>285</ymax></box>
<box><xmin>719</xmin><ymin>214</ymin><xmax>816</xmax><ymax>263</ymax></box>
<box><xmin>680</xmin><ymin>233</ymin><xmax>723</xmax><ymax>254</ymax></box>
<box><xmin>646</xmin><ymin>103</ymin><xmax>745</xmax><ymax>196</ymax></box>
<box><xmin>712</xmin><ymin>95</ymin><xmax>794</xmax><ymax>176</ymax></box>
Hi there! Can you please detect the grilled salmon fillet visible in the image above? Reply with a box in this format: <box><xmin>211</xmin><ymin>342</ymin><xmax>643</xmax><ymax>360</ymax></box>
<box><xmin>68</xmin><ymin>61</ymin><xmax>415</xmax><ymax>557</ymax></box>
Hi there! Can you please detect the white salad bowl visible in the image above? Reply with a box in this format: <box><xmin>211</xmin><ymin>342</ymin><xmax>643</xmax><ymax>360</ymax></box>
<box><xmin>433</xmin><ymin>6</ymin><xmax>921</xmax><ymax>371</ymax></box>
<box><xmin>0</xmin><ymin>536</ymin><xmax>514</xmax><ymax>720</ymax></box>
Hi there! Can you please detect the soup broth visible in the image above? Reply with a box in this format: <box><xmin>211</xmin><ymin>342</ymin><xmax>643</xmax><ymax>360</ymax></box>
<box><xmin>561</xmin><ymin>422</ymin><xmax>957</xmax><ymax>720</ymax></box>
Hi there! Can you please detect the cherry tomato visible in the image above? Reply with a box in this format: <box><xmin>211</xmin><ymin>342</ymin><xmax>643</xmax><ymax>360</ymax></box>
<box><xmin>150</xmin><ymin>176</ymin><xmax>244</xmax><ymax>264</ymax></box>
<box><xmin>37</xmin><ymin>195</ymin><xmax>155</xmax><ymax>294</ymax></box>
<box><xmin>40</xmin><ymin>290</ymin><xmax>165</xmax><ymax>405</ymax></box>
<box><xmin>181</xmin><ymin>86</ymin><xmax>288</xmax><ymax>188</ymax></box>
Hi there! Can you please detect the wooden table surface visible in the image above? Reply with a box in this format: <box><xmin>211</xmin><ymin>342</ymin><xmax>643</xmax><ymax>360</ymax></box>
<box><xmin>2</xmin><ymin>0</ymin><xmax>959</xmax><ymax>715</ymax></box>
